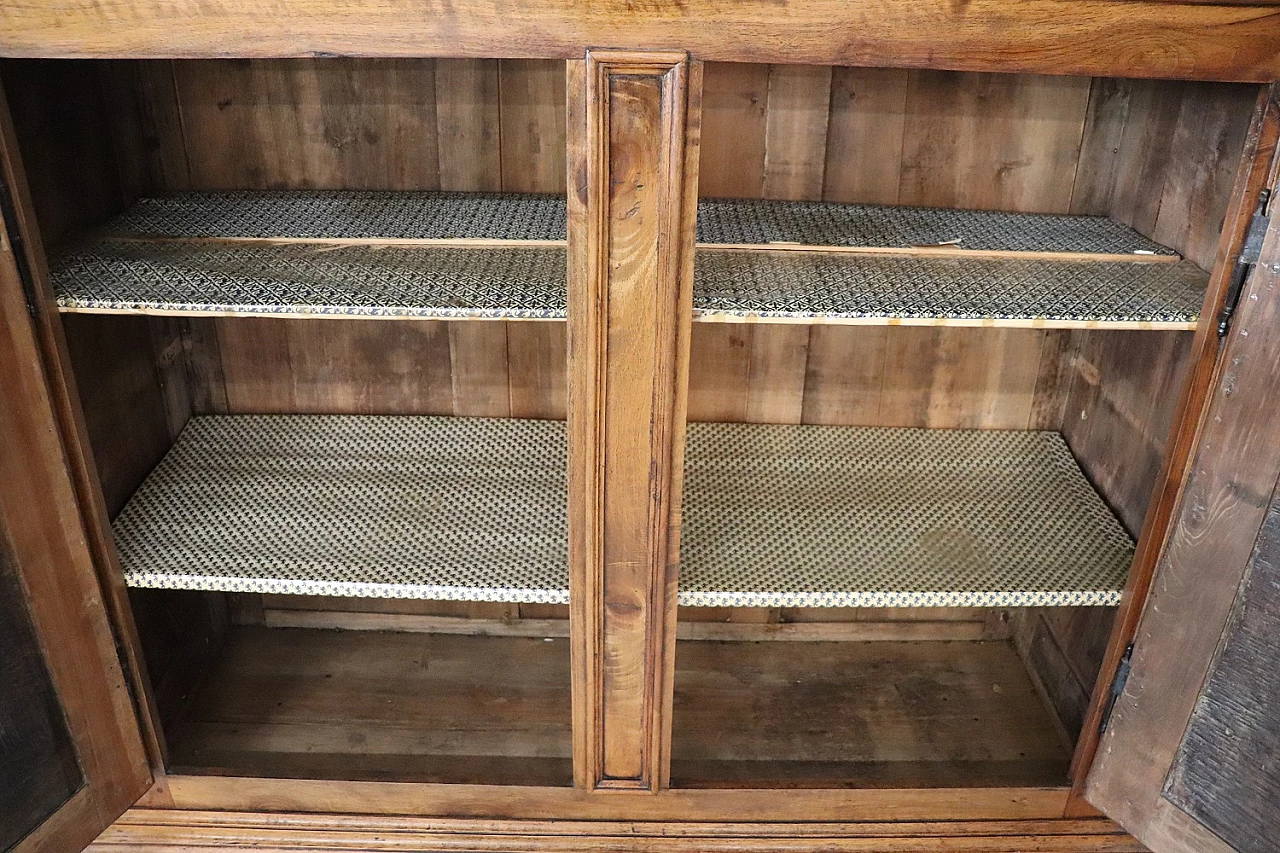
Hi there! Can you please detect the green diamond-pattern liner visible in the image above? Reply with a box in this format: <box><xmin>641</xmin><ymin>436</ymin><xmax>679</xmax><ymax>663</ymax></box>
<box><xmin>694</xmin><ymin>250</ymin><xmax>1205</xmax><ymax>325</ymax></box>
<box><xmin>115</xmin><ymin>416</ymin><xmax>1131</xmax><ymax>607</ymax></box>
<box><xmin>680</xmin><ymin>423</ymin><xmax>1133</xmax><ymax>608</ymax></box>
<box><xmin>697</xmin><ymin>198</ymin><xmax>1175</xmax><ymax>255</ymax></box>
<box><xmin>104</xmin><ymin>191</ymin><xmax>569</xmax><ymax>241</ymax></box>
<box><xmin>52</xmin><ymin>240</ymin><xmax>1203</xmax><ymax>326</ymax></box>
<box><xmin>55</xmin><ymin>191</ymin><xmax>1201</xmax><ymax>325</ymax></box>
<box><xmin>99</xmin><ymin>191</ymin><xmax>1173</xmax><ymax>256</ymax></box>
<box><xmin>114</xmin><ymin>415</ymin><xmax>569</xmax><ymax>601</ymax></box>
<box><xmin>54</xmin><ymin>242</ymin><xmax>566</xmax><ymax>319</ymax></box>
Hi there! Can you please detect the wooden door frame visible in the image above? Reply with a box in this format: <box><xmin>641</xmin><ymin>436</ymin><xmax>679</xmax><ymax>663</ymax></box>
<box><xmin>0</xmin><ymin>102</ymin><xmax>152</xmax><ymax>853</ymax></box>
<box><xmin>1082</xmin><ymin>91</ymin><xmax>1280</xmax><ymax>852</ymax></box>
<box><xmin>1065</xmin><ymin>83</ymin><xmax>1280</xmax><ymax>815</ymax></box>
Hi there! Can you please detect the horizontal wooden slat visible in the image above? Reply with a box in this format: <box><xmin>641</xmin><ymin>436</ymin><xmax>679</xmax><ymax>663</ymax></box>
<box><xmin>4</xmin><ymin>0</ymin><xmax>1280</xmax><ymax>82</ymax></box>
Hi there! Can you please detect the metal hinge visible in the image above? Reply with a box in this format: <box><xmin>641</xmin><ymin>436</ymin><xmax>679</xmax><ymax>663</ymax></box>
<box><xmin>0</xmin><ymin>171</ymin><xmax>39</xmax><ymax>319</ymax></box>
<box><xmin>1217</xmin><ymin>188</ymin><xmax>1272</xmax><ymax>338</ymax></box>
<box><xmin>1098</xmin><ymin>642</ymin><xmax>1135</xmax><ymax>736</ymax></box>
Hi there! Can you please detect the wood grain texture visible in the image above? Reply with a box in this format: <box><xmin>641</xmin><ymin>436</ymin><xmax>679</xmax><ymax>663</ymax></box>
<box><xmin>822</xmin><ymin>67</ymin><xmax>908</xmax><ymax>206</ymax></box>
<box><xmin>436</xmin><ymin>59</ymin><xmax>502</xmax><ymax>192</ymax></box>
<box><xmin>567</xmin><ymin>51</ymin><xmax>699</xmax><ymax>792</ymax></box>
<box><xmin>670</xmin><ymin>639</ymin><xmax>1071</xmax><ymax>790</ymax></box>
<box><xmin>6</xmin><ymin>0</ymin><xmax>1280</xmax><ymax>82</ymax></box>
<box><xmin>690</xmin><ymin>325</ymin><xmax>1067</xmax><ymax>431</ymax></box>
<box><xmin>0</xmin><ymin>60</ymin><xmax>134</xmax><ymax>246</ymax></box>
<box><xmin>1013</xmin><ymin>606</ymin><xmax>1118</xmax><ymax>743</ymax></box>
<box><xmin>499</xmin><ymin>60</ymin><xmax>567</xmax><ymax>194</ymax></box>
<box><xmin>1084</xmin><ymin>91</ymin><xmax>1280</xmax><ymax>845</ymax></box>
<box><xmin>0</xmin><ymin>536</ymin><xmax>83</xmax><ymax>852</ymax></box>
<box><xmin>88</xmin><ymin>810</ymin><xmax>1143</xmax><ymax>852</ymax></box>
<box><xmin>61</xmin><ymin>314</ymin><xmax>190</xmax><ymax>516</ymax></box>
<box><xmin>1163</xmin><ymin>490</ymin><xmax>1280</xmax><ymax>853</ymax></box>
<box><xmin>761</xmin><ymin>65</ymin><xmax>831</xmax><ymax>202</ymax></box>
<box><xmin>173</xmin><ymin>59</ymin><xmax>441</xmax><ymax>190</ymax></box>
<box><xmin>124</xmin><ymin>58</ymin><xmax>565</xmax><ymax>194</ymax></box>
<box><xmin>0</xmin><ymin>87</ymin><xmax>152</xmax><ymax>852</ymax></box>
<box><xmin>702</xmin><ymin>66</ymin><xmax>1096</xmax><ymax>213</ymax></box>
<box><xmin>165</xmin><ymin>626</ymin><xmax>573</xmax><ymax>786</ymax></box>
<box><xmin>1061</xmin><ymin>329</ymin><xmax>1195</xmax><ymax>535</ymax></box>
<box><xmin>900</xmin><ymin>72</ymin><xmax>1091</xmax><ymax>214</ymax></box>
<box><xmin>1069</xmin><ymin>86</ymin><xmax>1280</xmax><ymax>811</ymax></box>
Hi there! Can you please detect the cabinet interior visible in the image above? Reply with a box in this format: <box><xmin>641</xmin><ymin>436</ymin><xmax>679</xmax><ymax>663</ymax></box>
<box><xmin>0</xmin><ymin>57</ymin><xmax>1257</xmax><ymax>791</ymax></box>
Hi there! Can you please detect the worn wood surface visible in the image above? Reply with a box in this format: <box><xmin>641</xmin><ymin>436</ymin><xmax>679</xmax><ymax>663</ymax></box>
<box><xmin>0</xmin><ymin>88</ymin><xmax>152</xmax><ymax>852</ymax></box>
<box><xmin>165</xmin><ymin>627</ymin><xmax>573</xmax><ymax>786</ymax></box>
<box><xmin>1012</xmin><ymin>607</ymin><xmax>1118</xmax><ymax>744</ymax></box>
<box><xmin>1070</xmin><ymin>86</ymin><xmax>1280</xmax><ymax>812</ymax></box>
<box><xmin>1162</xmin><ymin>491</ymin><xmax>1280</xmax><ymax>853</ymax></box>
<box><xmin>0</xmin><ymin>537</ymin><xmax>83</xmax><ymax>852</ymax></box>
<box><xmin>5</xmin><ymin>0</ymin><xmax>1280</xmax><ymax>82</ymax></box>
<box><xmin>60</xmin><ymin>314</ymin><xmax>190</xmax><ymax>516</ymax></box>
<box><xmin>1085</xmin><ymin>91</ymin><xmax>1280</xmax><ymax>848</ymax></box>
<box><xmin>567</xmin><ymin>51</ymin><xmax>699</xmax><ymax>791</ymax></box>
<box><xmin>690</xmin><ymin>326</ymin><xmax>1066</xmax><ymax>431</ymax></box>
<box><xmin>161</xmin><ymin>626</ymin><xmax>1068</xmax><ymax>791</ymax></box>
<box><xmin>1060</xmin><ymin>329</ymin><xmax>1195</xmax><ymax>536</ymax></box>
<box><xmin>670</xmin><ymin>639</ymin><xmax>1070</xmax><ymax>790</ymax></box>
<box><xmin>88</xmin><ymin>810</ymin><xmax>1144</xmax><ymax>852</ymax></box>
<box><xmin>146</xmin><ymin>625</ymin><xmax>1077</xmax><ymax>819</ymax></box>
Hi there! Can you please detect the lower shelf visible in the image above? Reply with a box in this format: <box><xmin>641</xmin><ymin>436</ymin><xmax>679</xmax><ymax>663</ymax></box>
<box><xmin>671</xmin><ymin>636</ymin><xmax>1071</xmax><ymax>789</ymax></box>
<box><xmin>165</xmin><ymin>624</ymin><xmax>1069</xmax><ymax>789</ymax></box>
<box><xmin>114</xmin><ymin>415</ymin><xmax>1133</xmax><ymax>608</ymax></box>
<box><xmin>167</xmin><ymin>627</ymin><xmax>574</xmax><ymax>786</ymax></box>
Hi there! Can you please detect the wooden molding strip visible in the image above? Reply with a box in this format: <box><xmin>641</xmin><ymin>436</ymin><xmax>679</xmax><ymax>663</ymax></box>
<box><xmin>567</xmin><ymin>50</ymin><xmax>700</xmax><ymax>793</ymax></box>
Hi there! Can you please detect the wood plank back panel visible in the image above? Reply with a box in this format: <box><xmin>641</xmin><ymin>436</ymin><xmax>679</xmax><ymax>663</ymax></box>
<box><xmin>689</xmin><ymin>325</ymin><xmax>1067</xmax><ymax>431</ymax></box>
<box><xmin>568</xmin><ymin>52</ymin><xmax>699</xmax><ymax>791</ymax></box>
<box><xmin>0</xmin><ymin>60</ymin><xmax>135</xmax><ymax>246</ymax></box>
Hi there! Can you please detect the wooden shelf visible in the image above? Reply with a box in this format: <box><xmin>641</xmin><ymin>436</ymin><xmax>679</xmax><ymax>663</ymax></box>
<box><xmin>166</xmin><ymin>622</ymin><xmax>1067</xmax><ymax>789</ymax></box>
<box><xmin>680</xmin><ymin>423</ymin><xmax>1133</xmax><ymax>608</ymax></box>
<box><xmin>693</xmin><ymin>250</ymin><xmax>1206</xmax><ymax>329</ymax></box>
<box><xmin>113</xmin><ymin>415</ymin><xmax>570</xmax><ymax>602</ymax></box>
<box><xmin>671</xmin><ymin>637</ymin><xmax>1071</xmax><ymax>788</ymax></box>
<box><xmin>115</xmin><ymin>415</ymin><xmax>1131</xmax><ymax>608</ymax></box>
<box><xmin>101</xmin><ymin>191</ymin><xmax>1174</xmax><ymax>257</ymax></box>
<box><xmin>51</xmin><ymin>191</ymin><xmax>1204</xmax><ymax>328</ymax></box>
<box><xmin>168</xmin><ymin>626</ymin><xmax>573</xmax><ymax>785</ymax></box>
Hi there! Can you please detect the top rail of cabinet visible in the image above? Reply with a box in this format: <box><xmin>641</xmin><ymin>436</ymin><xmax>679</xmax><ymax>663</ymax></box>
<box><xmin>3</xmin><ymin>0</ymin><xmax>1280</xmax><ymax>82</ymax></box>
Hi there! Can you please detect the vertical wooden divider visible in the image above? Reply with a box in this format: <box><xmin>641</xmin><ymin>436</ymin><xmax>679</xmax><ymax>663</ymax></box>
<box><xmin>567</xmin><ymin>50</ymin><xmax>701</xmax><ymax>792</ymax></box>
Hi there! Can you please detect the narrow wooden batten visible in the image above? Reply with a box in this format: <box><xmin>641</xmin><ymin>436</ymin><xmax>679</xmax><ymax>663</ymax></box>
<box><xmin>567</xmin><ymin>50</ymin><xmax>701</xmax><ymax>793</ymax></box>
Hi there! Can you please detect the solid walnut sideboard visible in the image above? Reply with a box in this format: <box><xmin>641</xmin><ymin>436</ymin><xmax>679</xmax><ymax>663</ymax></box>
<box><xmin>2</xmin><ymin>3</ymin><xmax>1280</xmax><ymax>852</ymax></box>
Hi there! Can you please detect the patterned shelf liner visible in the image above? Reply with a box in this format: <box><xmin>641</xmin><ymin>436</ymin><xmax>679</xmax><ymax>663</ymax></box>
<box><xmin>49</xmin><ymin>190</ymin><xmax>1203</xmax><ymax>327</ymax></box>
<box><xmin>101</xmin><ymin>191</ymin><xmax>1176</xmax><ymax>256</ymax></box>
<box><xmin>116</xmin><ymin>415</ymin><xmax>1132</xmax><ymax>608</ymax></box>
<box><xmin>51</xmin><ymin>241</ymin><xmax>1206</xmax><ymax>326</ymax></box>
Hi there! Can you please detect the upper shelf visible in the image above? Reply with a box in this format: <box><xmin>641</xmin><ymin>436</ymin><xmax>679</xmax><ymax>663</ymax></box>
<box><xmin>114</xmin><ymin>415</ymin><xmax>1131</xmax><ymax>608</ymax></box>
<box><xmin>51</xmin><ymin>191</ymin><xmax>1207</xmax><ymax>328</ymax></box>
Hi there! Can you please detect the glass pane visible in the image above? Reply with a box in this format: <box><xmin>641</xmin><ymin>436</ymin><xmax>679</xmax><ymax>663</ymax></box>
<box><xmin>0</xmin><ymin>545</ymin><xmax>84</xmax><ymax>849</ymax></box>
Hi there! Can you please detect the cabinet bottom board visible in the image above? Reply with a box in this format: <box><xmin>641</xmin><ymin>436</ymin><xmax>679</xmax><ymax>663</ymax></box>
<box><xmin>162</xmin><ymin>625</ymin><xmax>1070</xmax><ymax>789</ymax></box>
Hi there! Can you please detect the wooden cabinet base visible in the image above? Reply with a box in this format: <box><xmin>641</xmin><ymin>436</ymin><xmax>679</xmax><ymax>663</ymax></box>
<box><xmin>88</xmin><ymin>810</ymin><xmax>1143</xmax><ymax>852</ymax></box>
